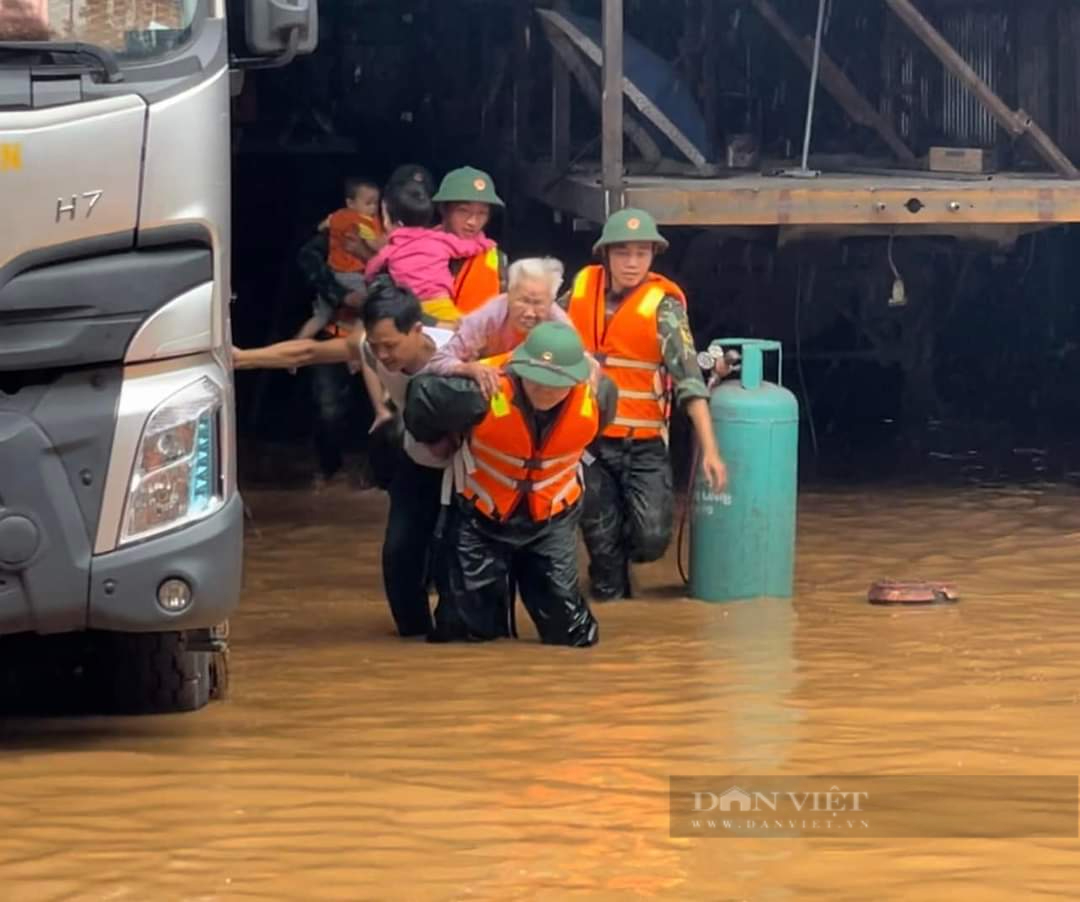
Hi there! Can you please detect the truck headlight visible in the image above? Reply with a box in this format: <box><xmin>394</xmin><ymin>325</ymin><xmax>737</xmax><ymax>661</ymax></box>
<box><xmin>121</xmin><ymin>377</ymin><xmax>224</xmax><ymax>545</ymax></box>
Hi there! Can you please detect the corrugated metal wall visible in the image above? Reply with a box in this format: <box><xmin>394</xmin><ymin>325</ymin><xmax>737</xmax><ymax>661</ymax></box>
<box><xmin>881</xmin><ymin>1</ymin><xmax>1014</xmax><ymax>154</ymax></box>
<box><xmin>939</xmin><ymin>7</ymin><xmax>1011</xmax><ymax>147</ymax></box>
<box><xmin>881</xmin><ymin>12</ymin><xmax>933</xmax><ymax>152</ymax></box>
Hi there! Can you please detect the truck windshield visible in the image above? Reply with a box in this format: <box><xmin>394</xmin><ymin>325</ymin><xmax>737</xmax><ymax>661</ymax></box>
<box><xmin>0</xmin><ymin>0</ymin><xmax>202</xmax><ymax>61</ymax></box>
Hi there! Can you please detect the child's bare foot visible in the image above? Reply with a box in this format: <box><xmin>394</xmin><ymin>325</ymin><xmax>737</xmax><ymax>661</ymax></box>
<box><xmin>368</xmin><ymin>407</ymin><xmax>395</xmax><ymax>435</ymax></box>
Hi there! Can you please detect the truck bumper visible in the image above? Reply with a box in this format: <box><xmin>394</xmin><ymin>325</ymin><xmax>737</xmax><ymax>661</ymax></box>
<box><xmin>0</xmin><ymin>353</ymin><xmax>241</xmax><ymax>638</ymax></box>
<box><xmin>0</xmin><ymin>492</ymin><xmax>243</xmax><ymax>637</ymax></box>
<box><xmin>88</xmin><ymin>493</ymin><xmax>244</xmax><ymax>632</ymax></box>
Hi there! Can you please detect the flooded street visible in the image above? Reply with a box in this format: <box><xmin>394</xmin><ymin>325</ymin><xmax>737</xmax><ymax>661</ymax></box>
<box><xmin>3</xmin><ymin>484</ymin><xmax>1080</xmax><ymax>900</ymax></box>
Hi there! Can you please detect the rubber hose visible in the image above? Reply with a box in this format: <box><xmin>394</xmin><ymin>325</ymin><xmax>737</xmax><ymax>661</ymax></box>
<box><xmin>677</xmin><ymin>375</ymin><xmax>722</xmax><ymax>586</ymax></box>
<box><xmin>677</xmin><ymin>425</ymin><xmax>703</xmax><ymax>587</ymax></box>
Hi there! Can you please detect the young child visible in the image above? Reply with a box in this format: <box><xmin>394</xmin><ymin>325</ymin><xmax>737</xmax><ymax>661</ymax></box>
<box><xmin>296</xmin><ymin>178</ymin><xmax>385</xmax><ymax>340</ymax></box>
<box><xmin>364</xmin><ymin>179</ymin><xmax>495</xmax><ymax>330</ymax></box>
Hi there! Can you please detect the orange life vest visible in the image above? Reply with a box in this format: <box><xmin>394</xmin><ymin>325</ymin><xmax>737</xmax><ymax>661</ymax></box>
<box><xmin>453</xmin><ymin>245</ymin><xmax>503</xmax><ymax>314</ymax></box>
<box><xmin>460</xmin><ymin>376</ymin><xmax>599</xmax><ymax>521</ymax></box>
<box><xmin>566</xmin><ymin>265</ymin><xmax>686</xmax><ymax>440</ymax></box>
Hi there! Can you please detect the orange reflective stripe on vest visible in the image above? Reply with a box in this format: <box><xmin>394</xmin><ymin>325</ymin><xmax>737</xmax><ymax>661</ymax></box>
<box><xmin>460</xmin><ymin>376</ymin><xmax>599</xmax><ymax>521</ymax></box>
<box><xmin>453</xmin><ymin>246</ymin><xmax>502</xmax><ymax>315</ymax></box>
<box><xmin>566</xmin><ymin>265</ymin><xmax>686</xmax><ymax>440</ymax></box>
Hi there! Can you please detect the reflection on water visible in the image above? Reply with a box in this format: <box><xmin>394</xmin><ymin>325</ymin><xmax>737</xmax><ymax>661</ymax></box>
<box><xmin>2</xmin><ymin>484</ymin><xmax>1080</xmax><ymax>900</ymax></box>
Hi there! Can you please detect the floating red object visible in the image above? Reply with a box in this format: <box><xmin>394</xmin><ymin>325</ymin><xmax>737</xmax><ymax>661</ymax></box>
<box><xmin>867</xmin><ymin>580</ymin><xmax>958</xmax><ymax>605</ymax></box>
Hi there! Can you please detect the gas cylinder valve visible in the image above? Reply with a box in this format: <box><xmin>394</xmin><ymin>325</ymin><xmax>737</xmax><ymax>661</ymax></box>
<box><xmin>697</xmin><ymin>346</ymin><xmax>741</xmax><ymax>376</ymax></box>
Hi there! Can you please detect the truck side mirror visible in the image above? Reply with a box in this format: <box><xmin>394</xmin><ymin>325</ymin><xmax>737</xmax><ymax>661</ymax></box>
<box><xmin>243</xmin><ymin>0</ymin><xmax>318</xmax><ymax>58</ymax></box>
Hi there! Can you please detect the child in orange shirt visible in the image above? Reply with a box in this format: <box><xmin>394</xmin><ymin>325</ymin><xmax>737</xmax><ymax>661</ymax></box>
<box><xmin>296</xmin><ymin>178</ymin><xmax>385</xmax><ymax>339</ymax></box>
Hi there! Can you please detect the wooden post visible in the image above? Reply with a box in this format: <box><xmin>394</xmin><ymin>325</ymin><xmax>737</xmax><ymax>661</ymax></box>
<box><xmin>601</xmin><ymin>0</ymin><xmax>625</xmax><ymax>213</ymax></box>
<box><xmin>552</xmin><ymin>0</ymin><xmax>571</xmax><ymax>169</ymax></box>
<box><xmin>884</xmin><ymin>0</ymin><xmax>1078</xmax><ymax>178</ymax></box>
<box><xmin>751</xmin><ymin>0</ymin><xmax>916</xmax><ymax>166</ymax></box>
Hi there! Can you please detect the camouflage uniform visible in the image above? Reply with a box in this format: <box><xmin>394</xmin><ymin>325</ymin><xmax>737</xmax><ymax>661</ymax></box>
<box><xmin>561</xmin><ymin>208</ymin><xmax>709</xmax><ymax>600</ymax></box>
<box><xmin>555</xmin><ymin>289</ymin><xmax>707</xmax><ymax>599</ymax></box>
<box><xmin>406</xmin><ymin>324</ymin><xmax>615</xmax><ymax>646</ymax></box>
<box><xmin>658</xmin><ymin>297</ymin><xmax>711</xmax><ymax>408</ymax></box>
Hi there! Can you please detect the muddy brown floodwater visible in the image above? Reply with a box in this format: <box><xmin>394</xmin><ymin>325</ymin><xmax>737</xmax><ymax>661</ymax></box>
<box><xmin>2</xmin><ymin>485</ymin><xmax>1080</xmax><ymax>900</ymax></box>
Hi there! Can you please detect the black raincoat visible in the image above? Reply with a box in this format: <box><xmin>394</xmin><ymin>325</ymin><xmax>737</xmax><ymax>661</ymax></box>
<box><xmin>406</xmin><ymin>372</ymin><xmax>616</xmax><ymax>646</ymax></box>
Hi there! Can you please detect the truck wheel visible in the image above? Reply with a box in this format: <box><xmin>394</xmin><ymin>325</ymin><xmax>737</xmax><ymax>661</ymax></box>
<box><xmin>99</xmin><ymin>631</ymin><xmax>213</xmax><ymax>714</ymax></box>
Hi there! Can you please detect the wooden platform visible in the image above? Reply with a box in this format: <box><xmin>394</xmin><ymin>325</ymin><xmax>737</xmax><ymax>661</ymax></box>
<box><xmin>522</xmin><ymin>163</ymin><xmax>1080</xmax><ymax>229</ymax></box>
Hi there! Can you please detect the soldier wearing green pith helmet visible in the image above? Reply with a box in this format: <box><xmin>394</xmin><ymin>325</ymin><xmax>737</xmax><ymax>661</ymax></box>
<box><xmin>405</xmin><ymin>322</ymin><xmax>620</xmax><ymax>645</ymax></box>
<box><xmin>431</xmin><ymin>166</ymin><xmax>509</xmax><ymax>323</ymax></box>
<box><xmin>562</xmin><ymin>208</ymin><xmax>728</xmax><ymax>601</ymax></box>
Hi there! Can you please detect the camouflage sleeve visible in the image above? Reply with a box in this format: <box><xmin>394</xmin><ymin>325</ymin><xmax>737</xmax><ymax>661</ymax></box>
<box><xmin>296</xmin><ymin>232</ymin><xmax>348</xmax><ymax>307</ymax></box>
<box><xmin>657</xmin><ymin>296</ymin><xmax>709</xmax><ymax>407</ymax></box>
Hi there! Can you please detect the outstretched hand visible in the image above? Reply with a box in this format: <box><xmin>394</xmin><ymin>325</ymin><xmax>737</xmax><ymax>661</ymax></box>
<box><xmin>233</xmin><ymin>340</ymin><xmax>319</xmax><ymax>371</ymax></box>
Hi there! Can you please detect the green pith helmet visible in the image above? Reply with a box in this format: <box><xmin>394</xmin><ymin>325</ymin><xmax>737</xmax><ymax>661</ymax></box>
<box><xmin>508</xmin><ymin>322</ymin><xmax>590</xmax><ymax>388</ymax></box>
<box><xmin>592</xmin><ymin>207</ymin><xmax>668</xmax><ymax>255</ymax></box>
<box><xmin>432</xmin><ymin>166</ymin><xmax>505</xmax><ymax>207</ymax></box>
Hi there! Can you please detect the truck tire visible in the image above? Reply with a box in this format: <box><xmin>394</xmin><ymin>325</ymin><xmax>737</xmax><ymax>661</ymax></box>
<box><xmin>99</xmin><ymin>631</ymin><xmax>213</xmax><ymax>714</ymax></box>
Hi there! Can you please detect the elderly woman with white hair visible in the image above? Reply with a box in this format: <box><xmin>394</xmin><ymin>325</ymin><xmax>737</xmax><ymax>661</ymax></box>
<box><xmin>426</xmin><ymin>257</ymin><xmax>588</xmax><ymax>398</ymax></box>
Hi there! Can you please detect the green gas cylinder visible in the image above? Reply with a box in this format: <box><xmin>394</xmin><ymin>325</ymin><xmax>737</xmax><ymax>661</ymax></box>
<box><xmin>690</xmin><ymin>339</ymin><xmax>798</xmax><ymax>602</ymax></box>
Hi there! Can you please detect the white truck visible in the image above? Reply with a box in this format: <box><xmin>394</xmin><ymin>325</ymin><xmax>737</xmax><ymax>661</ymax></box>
<box><xmin>0</xmin><ymin>0</ymin><xmax>318</xmax><ymax>712</ymax></box>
